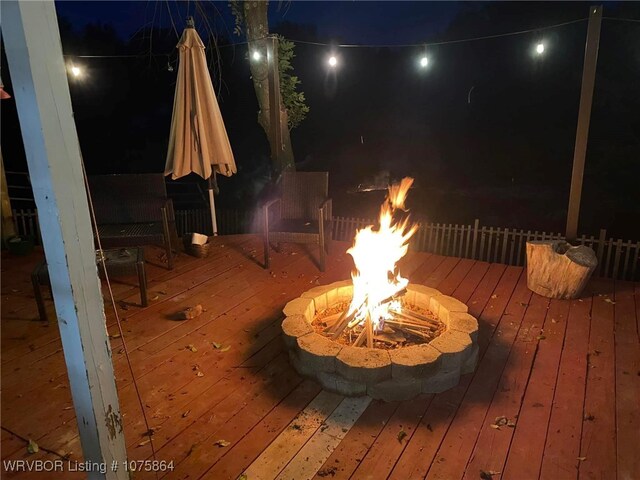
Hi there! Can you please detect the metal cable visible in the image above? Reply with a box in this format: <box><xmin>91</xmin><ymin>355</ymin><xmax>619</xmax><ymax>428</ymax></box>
<box><xmin>80</xmin><ymin>159</ymin><xmax>159</xmax><ymax>478</ymax></box>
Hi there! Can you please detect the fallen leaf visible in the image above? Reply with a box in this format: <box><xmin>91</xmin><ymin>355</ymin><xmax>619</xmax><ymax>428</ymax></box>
<box><xmin>317</xmin><ymin>467</ymin><xmax>337</xmax><ymax>477</ymax></box>
<box><xmin>397</xmin><ymin>429</ymin><xmax>407</xmax><ymax>443</ymax></box>
<box><xmin>507</xmin><ymin>421</ymin><xmax>516</xmax><ymax>428</ymax></box>
<box><xmin>109</xmin><ymin>332</ymin><xmax>122</xmax><ymax>339</ymax></box>
<box><xmin>186</xmin><ymin>344</ymin><xmax>198</xmax><ymax>352</ymax></box>
<box><xmin>220</xmin><ymin>345</ymin><xmax>231</xmax><ymax>352</ymax></box>
<box><xmin>604</xmin><ymin>298</ymin><xmax>616</xmax><ymax>304</ymax></box>
<box><xmin>537</xmin><ymin>335</ymin><xmax>546</xmax><ymax>340</ymax></box>
<box><xmin>480</xmin><ymin>470</ymin><xmax>501</xmax><ymax>479</ymax></box>
<box><xmin>491</xmin><ymin>294</ymin><xmax>498</xmax><ymax>299</ymax></box>
<box><xmin>490</xmin><ymin>424</ymin><xmax>501</xmax><ymax>430</ymax></box>
<box><xmin>214</xmin><ymin>439</ymin><xmax>231</xmax><ymax>448</ymax></box>
<box><xmin>151</xmin><ymin>295</ymin><xmax>159</xmax><ymax>301</ymax></box>
<box><xmin>212</xmin><ymin>342</ymin><xmax>222</xmax><ymax>349</ymax></box>
<box><xmin>182</xmin><ymin>410</ymin><xmax>191</xmax><ymax>418</ymax></box>
<box><xmin>196</xmin><ymin>371</ymin><xmax>204</xmax><ymax>377</ymax></box>
<box><xmin>137</xmin><ymin>439</ymin><xmax>151</xmax><ymax>447</ymax></box>
<box><xmin>584</xmin><ymin>414</ymin><xmax>595</xmax><ymax>421</ymax></box>
<box><xmin>27</xmin><ymin>439</ymin><xmax>39</xmax><ymax>454</ymax></box>
<box><xmin>238</xmin><ymin>475</ymin><xmax>248</xmax><ymax>480</ymax></box>
<box><xmin>494</xmin><ymin>416</ymin><xmax>508</xmax><ymax>427</ymax></box>
<box><xmin>577</xmin><ymin>456</ymin><xmax>587</xmax><ymax>461</ymax></box>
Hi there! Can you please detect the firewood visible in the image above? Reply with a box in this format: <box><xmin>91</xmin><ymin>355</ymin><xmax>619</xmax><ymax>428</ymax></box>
<box><xmin>526</xmin><ymin>241</ymin><xmax>597</xmax><ymax>299</ymax></box>
<box><xmin>393</xmin><ymin>309</ymin><xmax>439</xmax><ymax>327</ymax></box>
<box><xmin>329</xmin><ymin>309</ymin><xmax>358</xmax><ymax>339</ymax></box>
<box><xmin>387</xmin><ymin>313</ymin><xmax>436</xmax><ymax>330</ymax></box>
<box><xmin>353</xmin><ymin>328</ymin><xmax>367</xmax><ymax>347</ymax></box>
<box><xmin>365</xmin><ymin>315</ymin><xmax>374</xmax><ymax>348</ymax></box>
<box><xmin>390</xmin><ymin>323</ymin><xmax>433</xmax><ymax>341</ymax></box>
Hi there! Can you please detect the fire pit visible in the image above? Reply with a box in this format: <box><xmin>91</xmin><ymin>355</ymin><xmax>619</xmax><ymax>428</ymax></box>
<box><xmin>282</xmin><ymin>282</ymin><xmax>478</xmax><ymax>401</ymax></box>
<box><xmin>281</xmin><ymin>178</ymin><xmax>479</xmax><ymax>401</ymax></box>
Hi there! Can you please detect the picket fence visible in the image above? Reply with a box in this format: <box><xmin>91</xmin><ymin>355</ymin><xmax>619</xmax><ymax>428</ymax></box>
<box><xmin>10</xmin><ymin>208</ymin><xmax>639</xmax><ymax>281</ymax></box>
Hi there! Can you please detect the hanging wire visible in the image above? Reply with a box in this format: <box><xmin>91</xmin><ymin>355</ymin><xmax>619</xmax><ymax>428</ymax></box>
<box><xmin>602</xmin><ymin>16</ymin><xmax>640</xmax><ymax>24</ymax></box>
<box><xmin>59</xmin><ymin>15</ymin><xmax>640</xmax><ymax>60</ymax></box>
<box><xmin>80</xmin><ymin>158</ymin><xmax>160</xmax><ymax>479</ymax></box>
<box><xmin>60</xmin><ymin>15</ymin><xmax>598</xmax><ymax>59</ymax></box>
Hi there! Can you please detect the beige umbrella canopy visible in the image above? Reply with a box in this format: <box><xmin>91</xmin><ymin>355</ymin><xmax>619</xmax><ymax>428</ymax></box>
<box><xmin>165</xmin><ymin>19</ymin><xmax>236</xmax><ymax>234</ymax></box>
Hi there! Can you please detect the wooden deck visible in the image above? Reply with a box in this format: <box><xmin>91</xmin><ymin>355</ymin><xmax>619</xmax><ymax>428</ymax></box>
<box><xmin>1</xmin><ymin>234</ymin><xmax>638</xmax><ymax>480</ymax></box>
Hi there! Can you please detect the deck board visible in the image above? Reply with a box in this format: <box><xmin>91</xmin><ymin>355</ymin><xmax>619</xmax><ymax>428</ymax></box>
<box><xmin>1</xmin><ymin>235</ymin><xmax>638</xmax><ymax>480</ymax></box>
<box><xmin>612</xmin><ymin>282</ymin><xmax>640</xmax><ymax>480</ymax></box>
<box><xmin>579</xmin><ymin>280</ymin><xmax>618</xmax><ymax>480</ymax></box>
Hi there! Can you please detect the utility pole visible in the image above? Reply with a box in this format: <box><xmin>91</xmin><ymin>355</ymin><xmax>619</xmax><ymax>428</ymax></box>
<box><xmin>266</xmin><ymin>35</ymin><xmax>284</xmax><ymax>174</ymax></box>
<box><xmin>566</xmin><ymin>5</ymin><xmax>603</xmax><ymax>242</ymax></box>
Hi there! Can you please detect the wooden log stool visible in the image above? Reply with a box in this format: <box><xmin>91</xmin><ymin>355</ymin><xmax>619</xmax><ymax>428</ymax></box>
<box><xmin>526</xmin><ymin>240</ymin><xmax>597</xmax><ymax>299</ymax></box>
<box><xmin>32</xmin><ymin>247</ymin><xmax>148</xmax><ymax>322</ymax></box>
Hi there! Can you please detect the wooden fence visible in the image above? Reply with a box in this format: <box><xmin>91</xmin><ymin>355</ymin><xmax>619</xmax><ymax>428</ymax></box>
<box><xmin>9</xmin><ymin>208</ymin><xmax>640</xmax><ymax>281</ymax></box>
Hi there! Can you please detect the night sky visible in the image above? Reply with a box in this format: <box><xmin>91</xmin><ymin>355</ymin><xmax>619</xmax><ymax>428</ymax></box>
<box><xmin>3</xmin><ymin>2</ymin><xmax>640</xmax><ymax>239</ymax></box>
<box><xmin>54</xmin><ymin>1</ymin><xmax>464</xmax><ymax>45</ymax></box>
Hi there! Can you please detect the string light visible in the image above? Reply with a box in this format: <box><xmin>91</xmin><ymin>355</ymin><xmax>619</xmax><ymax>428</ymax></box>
<box><xmin>69</xmin><ymin>65</ymin><xmax>83</xmax><ymax>78</ymax></box>
<box><xmin>62</xmin><ymin>15</ymin><xmax>640</xmax><ymax>74</ymax></box>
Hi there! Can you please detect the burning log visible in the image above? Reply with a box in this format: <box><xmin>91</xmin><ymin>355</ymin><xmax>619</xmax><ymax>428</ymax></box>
<box><xmin>390</xmin><ymin>309</ymin><xmax>439</xmax><ymax>328</ymax></box>
<box><xmin>328</xmin><ymin>288</ymin><xmax>408</xmax><ymax>340</ymax></box>
<box><xmin>386</xmin><ymin>318</ymin><xmax>433</xmax><ymax>331</ymax></box>
<box><xmin>353</xmin><ymin>328</ymin><xmax>367</xmax><ymax>347</ymax></box>
<box><xmin>365</xmin><ymin>315</ymin><xmax>374</xmax><ymax>348</ymax></box>
<box><xmin>328</xmin><ymin>309</ymin><xmax>358</xmax><ymax>339</ymax></box>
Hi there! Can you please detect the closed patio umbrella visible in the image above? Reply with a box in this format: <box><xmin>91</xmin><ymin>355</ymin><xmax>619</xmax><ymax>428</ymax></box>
<box><xmin>165</xmin><ymin>18</ymin><xmax>236</xmax><ymax>235</ymax></box>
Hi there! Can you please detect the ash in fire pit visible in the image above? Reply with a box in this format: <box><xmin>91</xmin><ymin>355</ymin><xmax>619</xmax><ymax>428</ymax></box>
<box><xmin>281</xmin><ymin>177</ymin><xmax>479</xmax><ymax>401</ymax></box>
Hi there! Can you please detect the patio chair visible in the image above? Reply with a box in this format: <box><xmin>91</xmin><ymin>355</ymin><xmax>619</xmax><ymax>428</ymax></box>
<box><xmin>263</xmin><ymin>172</ymin><xmax>332</xmax><ymax>271</ymax></box>
<box><xmin>88</xmin><ymin>174</ymin><xmax>180</xmax><ymax>269</ymax></box>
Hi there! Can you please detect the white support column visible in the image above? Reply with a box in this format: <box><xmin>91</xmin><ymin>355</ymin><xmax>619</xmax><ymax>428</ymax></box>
<box><xmin>2</xmin><ymin>2</ymin><xmax>127</xmax><ymax>478</ymax></box>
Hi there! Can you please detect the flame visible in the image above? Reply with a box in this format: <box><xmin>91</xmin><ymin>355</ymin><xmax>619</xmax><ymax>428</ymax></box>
<box><xmin>347</xmin><ymin>177</ymin><xmax>418</xmax><ymax>331</ymax></box>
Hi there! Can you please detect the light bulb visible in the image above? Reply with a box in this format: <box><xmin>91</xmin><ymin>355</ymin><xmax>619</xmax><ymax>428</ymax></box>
<box><xmin>328</xmin><ymin>56</ymin><xmax>337</xmax><ymax>67</ymax></box>
<box><xmin>419</xmin><ymin>56</ymin><xmax>429</xmax><ymax>68</ymax></box>
<box><xmin>252</xmin><ymin>51</ymin><xmax>261</xmax><ymax>61</ymax></box>
<box><xmin>71</xmin><ymin>66</ymin><xmax>81</xmax><ymax>77</ymax></box>
<box><xmin>536</xmin><ymin>43</ymin><xmax>545</xmax><ymax>54</ymax></box>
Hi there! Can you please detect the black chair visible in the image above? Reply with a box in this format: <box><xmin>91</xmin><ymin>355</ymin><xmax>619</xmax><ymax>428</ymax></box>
<box><xmin>263</xmin><ymin>172</ymin><xmax>332</xmax><ymax>271</ymax></box>
<box><xmin>88</xmin><ymin>174</ymin><xmax>179</xmax><ymax>269</ymax></box>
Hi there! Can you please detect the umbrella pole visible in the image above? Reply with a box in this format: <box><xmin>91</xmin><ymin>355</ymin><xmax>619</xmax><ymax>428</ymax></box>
<box><xmin>208</xmin><ymin>175</ymin><xmax>218</xmax><ymax>236</ymax></box>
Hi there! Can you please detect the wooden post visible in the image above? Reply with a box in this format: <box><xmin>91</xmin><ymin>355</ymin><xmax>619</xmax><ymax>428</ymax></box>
<box><xmin>0</xmin><ymin>148</ymin><xmax>17</xmax><ymax>241</ymax></box>
<box><xmin>3</xmin><ymin>2</ymin><xmax>128</xmax><ymax>478</ymax></box>
<box><xmin>566</xmin><ymin>5</ymin><xmax>603</xmax><ymax>242</ymax></box>
<box><xmin>266</xmin><ymin>35</ymin><xmax>284</xmax><ymax>173</ymax></box>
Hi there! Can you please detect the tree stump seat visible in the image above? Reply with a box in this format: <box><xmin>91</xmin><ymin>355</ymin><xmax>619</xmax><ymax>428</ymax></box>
<box><xmin>526</xmin><ymin>240</ymin><xmax>597</xmax><ymax>299</ymax></box>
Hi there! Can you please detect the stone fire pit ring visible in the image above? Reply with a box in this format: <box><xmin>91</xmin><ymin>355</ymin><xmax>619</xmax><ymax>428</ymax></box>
<box><xmin>282</xmin><ymin>280</ymin><xmax>479</xmax><ymax>402</ymax></box>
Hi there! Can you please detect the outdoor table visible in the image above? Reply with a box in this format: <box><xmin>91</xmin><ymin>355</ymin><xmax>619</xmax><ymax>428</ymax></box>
<box><xmin>31</xmin><ymin>247</ymin><xmax>148</xmax><ymax>322</ymax></box>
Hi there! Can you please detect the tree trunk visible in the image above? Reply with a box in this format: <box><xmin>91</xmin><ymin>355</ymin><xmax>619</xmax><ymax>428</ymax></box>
<box><xmin>526</xmin><ymin>240</ymin><xmax>597</xmax><ymax>299</ymax></box>
<box><xmin>243</xmin><ymin>1</ymin><xmax>295</xmax><ymax>174</ymax></box>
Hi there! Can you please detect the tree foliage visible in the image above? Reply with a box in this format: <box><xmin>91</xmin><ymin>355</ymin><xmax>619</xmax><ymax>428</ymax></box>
<box><xmin>229</xmin><ymin>1</ymin><xmax>308</xmax><ymax>131</ymax></box>
<box><xmin>276</xmin><ymin>35</ymin><xmax>309</xmax><ymax>130</ymax></box>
